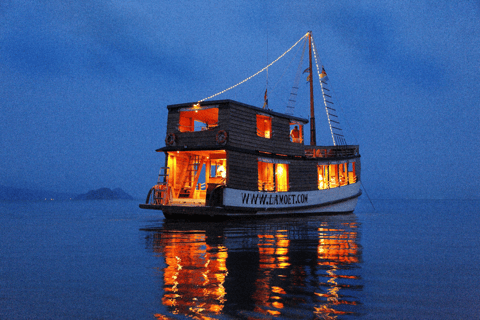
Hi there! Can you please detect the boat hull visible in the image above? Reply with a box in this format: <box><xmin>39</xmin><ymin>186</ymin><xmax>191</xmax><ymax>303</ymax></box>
<box><xmin>139</xmin><ymin>183</ymin><xmax>362</xmax><ymax>220</ymax></box>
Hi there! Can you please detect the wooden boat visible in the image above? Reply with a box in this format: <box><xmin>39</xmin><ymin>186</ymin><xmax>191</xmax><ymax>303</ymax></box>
<box><xmin>139</xmin><ymin>32</ymin><xmax>361</xmax><ymax>219</ymax></box>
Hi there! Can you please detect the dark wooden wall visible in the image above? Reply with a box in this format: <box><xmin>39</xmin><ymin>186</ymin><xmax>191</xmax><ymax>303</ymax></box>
<box><xmin>289</xmin><ymin>160</ymin><xmax>318</xmax><ymax>191</ymax></box>
<box><xmin>226</xmin><ymin>151</ymin><xmax>258</xmax><ymax>191</ymax></box>
<box><xmin>225</xmin><ymin>102</ymin><xmax>306</xmax><ymax>155</ymax></box>
<box><xmin>164</xmin><ymin>101</ymin><xmax>308</xmax><ymax>156</ymax></box>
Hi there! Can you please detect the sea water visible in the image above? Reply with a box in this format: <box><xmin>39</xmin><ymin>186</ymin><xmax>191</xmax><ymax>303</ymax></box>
<box><xmin>1</xmin><ymin>199</ymin><xmax>479</xmax><ymax>319</ymax></box>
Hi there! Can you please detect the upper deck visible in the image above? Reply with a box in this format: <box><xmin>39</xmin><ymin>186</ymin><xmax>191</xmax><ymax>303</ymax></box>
<box><xmin>160</xmin><ymin>99</ymin><xmax>359</xmax><ymax>159</ymax></box>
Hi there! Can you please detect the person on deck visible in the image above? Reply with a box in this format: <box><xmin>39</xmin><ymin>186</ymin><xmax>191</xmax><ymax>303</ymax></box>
<box><xmin>290</xmin><ymin>125</ymin><xmax>300</xmax><ymax>143</ymax></box>
<box><xmin>217</xmin><ymin>163</ymin><xmax>226</xmax><ymax>184</ymax></box>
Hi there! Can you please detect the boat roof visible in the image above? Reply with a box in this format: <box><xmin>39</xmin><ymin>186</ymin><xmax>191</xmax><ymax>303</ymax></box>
<box><xmin>167</xmin><ymin>99</ymin><xmax>309</xmax><ymax>124</ymax></box>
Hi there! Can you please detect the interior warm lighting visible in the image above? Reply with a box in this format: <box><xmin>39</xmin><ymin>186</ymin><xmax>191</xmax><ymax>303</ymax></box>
<box><xmin>275</xmin><ymin>163</ymin><xmax>289</xmax><ymax>192</ymax></box>
<box><xmin>217</xmin><ymin>165</ymin><xmax>226</xmax><ymax>179</ymax></box>
<box><xmin>258</xmin><ymin>161</ymin><xmax>289</xmax><ymax>192</ymax></box>
<box><xmin>166</xmin><ymin>150</ymin><xmax>226</xmax><ymax>202</ymax></box>
<box><xmin>258</xmin><ymin>161</ymin><xmax>274</xmax><ymax>191</ymax></box>
<box><xmin>276</xmin><ymin>165</ymin><xmax>284</xmax><ymax>175</ymax></box>
<box><xmin>256</xmin><ymin>114</ymin><xmax>272</xmax><ymax>139</ymax></box>
<box><xmin>318</xmin><ymin>162</ymin><xmax>356</xmax><ymax>190</ymax></box>
<box><xmin>179</xmin><ymin>108</ymin><xmax>219</xmax><ymax>132</ymax></box>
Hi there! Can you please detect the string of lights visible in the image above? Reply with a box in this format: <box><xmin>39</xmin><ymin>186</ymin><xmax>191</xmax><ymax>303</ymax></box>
<box><xmin>198</xmin><ymin>33</ymin><xmax>309</xmax><ymax>103</ymax></box>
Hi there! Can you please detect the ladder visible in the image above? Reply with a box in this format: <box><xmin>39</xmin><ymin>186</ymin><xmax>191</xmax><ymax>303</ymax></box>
<box><xmin>177</xmin><ymin>155</ymin><xmax>206</xmax><ymax>198</ymax></box>
<box><xmin>152</xmin><ymin>167</ymin><xmax>170</xmax><ymax>205</ymax></box>
<box><xmin>321</xmin><ymin>80</ymin><xmax>346</xmax><ymax>146</ymax></box>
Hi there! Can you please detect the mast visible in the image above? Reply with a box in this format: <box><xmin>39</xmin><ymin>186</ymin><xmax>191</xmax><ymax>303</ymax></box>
<box><xmin>308</xmin><ymin>31</ymin><xmax>316</xmax><ymax>146</ymax></box>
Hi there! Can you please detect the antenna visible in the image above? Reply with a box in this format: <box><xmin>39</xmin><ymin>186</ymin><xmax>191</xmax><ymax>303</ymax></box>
<box><xmin>263</xmin><ymin>31</ymin><xmax>269</xmax><ymax>109</ymax></box>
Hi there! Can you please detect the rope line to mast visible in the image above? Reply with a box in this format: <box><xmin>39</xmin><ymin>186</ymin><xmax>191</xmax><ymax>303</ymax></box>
<box><xmin>271</xmin><ymin>37</ymin><xmax>307</xmax><ymax>100</ymax></box>
<box><xmin>198</xmin><ymin>33</ymin><xmax>309</xmax><ymax>103</ymax></box>
<box><xmin>285</xmin><ymin>39</ymin><xmax>307</xmax><ymax>114</ymax></box>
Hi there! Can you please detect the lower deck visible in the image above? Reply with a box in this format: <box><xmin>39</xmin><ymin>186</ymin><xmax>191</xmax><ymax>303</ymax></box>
<box><xmin>146</xmin><ymin>148</ymin><xmax>360</xmax><ymax>208</ymax></box>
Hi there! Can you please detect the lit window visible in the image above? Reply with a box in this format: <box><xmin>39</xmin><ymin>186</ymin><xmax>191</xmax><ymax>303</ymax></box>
<box><xmin>318</xmin><ymin>162</ymin><xmax>356</xmax><ymax>189</ymax></box>
<box><xmin>340</xmin><ymin>163</ymin><xmax>348</xmax><ymax>186</ymax></box>
<box><xmin>329</xmin><ymin>164</ymin><xmax>339</xmax><ymax>188</ymax></box>
<box><xmin>258</xmin><ymin>161</ymin><xmax>274</xmax><ymax>191</ymax></box>
<box><xmin>258</xmin><ymin>160</ymin><xmax>289</xmax><ymax>192</ymax></box>
<box><xmin>275</xmin><ymin>163</ymin><xmax>289</xmax><ymax>192</ymax></box>
<box><xmin>289</xmin><ymin>123</ymin><xmax>303</xmax><ymax>143</ymax></box>
<box><xmin>348</xmin><ymin>161</ymin><xmax>357</xmax><ymax>184</ymax></box>
<box><xmin>318</xmin><ymin>165</ymin><xmax>328</xmax><ymax>190</ymax></box>
<box><xmin>178</xmin><ymin>107</ymin><xmax>219</xmax><ymax>132</ymax></box>
<box><xmin>256</xmin><ymin>114</ymin><xmax>272</xmax><ymax>138</ymax></box>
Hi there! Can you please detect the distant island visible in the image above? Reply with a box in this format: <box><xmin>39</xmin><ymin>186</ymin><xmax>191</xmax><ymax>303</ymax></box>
<box><xmin>74</xmin><ymin>188</ymin><xmax>134</xmax><ymax>200</ymax></box>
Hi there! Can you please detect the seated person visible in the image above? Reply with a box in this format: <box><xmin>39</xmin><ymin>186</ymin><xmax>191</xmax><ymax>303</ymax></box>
<box><xmin>217</xmin><ymin>163</ymin><xmax>226</xmax><ymax>183</ymax></box>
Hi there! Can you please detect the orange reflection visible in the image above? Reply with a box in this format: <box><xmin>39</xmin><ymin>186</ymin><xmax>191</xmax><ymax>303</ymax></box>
<box><xmin>314</xmin><ymin>222</ymin><xmax>360</xmax><ymax>318</ymax></box>
<box><xmin>153</xmin><ymin>231</ymin><xmax>227</xmax><ymax>319</ymax></box>
<box><xmin>317</xmin><ymin>227</ymin><xmax>359</xmax><ymax>265</ymax></box>
<box><xmin>251</xmin><ymin>231</ymin><xmax>290</xmax><ymax>317</ymax></box>
<box><xmin>149</xmin><ymin>218</ymin><xmax>361</xmax><ymax>319</ymax></box>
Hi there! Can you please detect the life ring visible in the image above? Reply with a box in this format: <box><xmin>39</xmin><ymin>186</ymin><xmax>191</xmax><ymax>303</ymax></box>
<box><xmin>216</xmin><ymin>130</ymin><xmax>228</xmax><ymax>145</ymax></box>
<box><xmin>165</xmin><ymin>133</ymin><xmax>176</xmax><ymax>146</ymax></box>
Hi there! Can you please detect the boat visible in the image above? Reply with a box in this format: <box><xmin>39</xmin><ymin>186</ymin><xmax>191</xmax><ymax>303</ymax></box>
<box><xmin>139</xmin><ymin>32</ymin><xmax>361</xmax><ymax>219</ymax></box>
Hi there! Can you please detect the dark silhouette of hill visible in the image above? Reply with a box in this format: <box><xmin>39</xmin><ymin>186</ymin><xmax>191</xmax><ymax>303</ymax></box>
<box><xmin>74</xmin><ymin>188</ymin><xmax>134</xmax><ymax>200</ymax></box>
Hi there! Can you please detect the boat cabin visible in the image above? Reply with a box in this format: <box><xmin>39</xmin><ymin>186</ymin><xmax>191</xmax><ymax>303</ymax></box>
<box><xmin>153</xmin><ymin>99</ymin><xmax>360</xmax><ymax>207</ymax></box>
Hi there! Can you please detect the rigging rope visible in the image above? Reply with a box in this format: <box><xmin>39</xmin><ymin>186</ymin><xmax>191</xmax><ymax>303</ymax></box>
<box><xmin>272</xmin><ymin>37</ymin><xmax>306</xmax><ymax>92</ymax></box>
<box><xmin>197</xmin><ymin>33</ymin><xmax>309</xmax><ymax>103</ymax></box>
<box><xmin>311</xmin><ymin>36</ymin><xmax>336</xmax><ymax>146</ymax></box>
<box><xmin>312</xmin><ymin>42</ymin><xmax>359</xmax><ymax>147</ymax></box>
<box><xmin>285</xmin><ymin>39</ymin><xmax>307</xmax><ymax>115</ymax></box>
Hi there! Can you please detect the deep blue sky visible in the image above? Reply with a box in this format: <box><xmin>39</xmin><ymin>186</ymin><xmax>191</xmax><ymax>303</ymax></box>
<box><xmin>1</xmin><ymin>1</ymin><xmax>479</xmax><ymax>199</ymax></box>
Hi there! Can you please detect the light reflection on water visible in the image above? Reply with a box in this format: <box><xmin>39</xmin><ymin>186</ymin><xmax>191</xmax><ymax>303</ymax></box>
<box><xmin>142</xmin><ymin>214</ymin><xmax>363</xmax><ymax>319</ymax></box>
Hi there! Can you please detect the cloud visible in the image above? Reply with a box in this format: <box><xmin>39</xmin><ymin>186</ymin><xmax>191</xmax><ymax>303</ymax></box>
<box><xmin>0</xmin><ymin>1</ymin><xmax>193</xmax><ymax>78</ymax></box>
<box><xmin>318</xmin><ymin>4</ymin><xmax>449</xmax><ymax>90</ymax></box>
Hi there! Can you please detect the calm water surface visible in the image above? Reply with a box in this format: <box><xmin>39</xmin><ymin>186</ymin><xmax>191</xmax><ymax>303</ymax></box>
<box><xmin>1</xmin><ymin>199</ymin><xmax>479</xmax><ymax>319</ymax></box>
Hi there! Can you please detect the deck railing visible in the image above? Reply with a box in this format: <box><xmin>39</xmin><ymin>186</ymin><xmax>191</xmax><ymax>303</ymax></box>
<box><xmin>305</xmin><ymin>145</ymin><xmax>359</xmax><ymax>158</ymax></box>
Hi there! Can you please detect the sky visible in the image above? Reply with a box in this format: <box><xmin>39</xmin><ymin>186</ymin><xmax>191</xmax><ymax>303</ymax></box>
<box><xmin>1</xmin><ymin>0</ymin><xmax>479</xmax><ymax>199</ymax></box>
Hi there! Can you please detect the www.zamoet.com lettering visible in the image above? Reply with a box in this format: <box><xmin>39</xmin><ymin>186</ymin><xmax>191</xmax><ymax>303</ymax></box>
<box><xmin>241</xmin><ymin>193</ymin><xmax>308</xmax><ymax>205</ymax></box>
